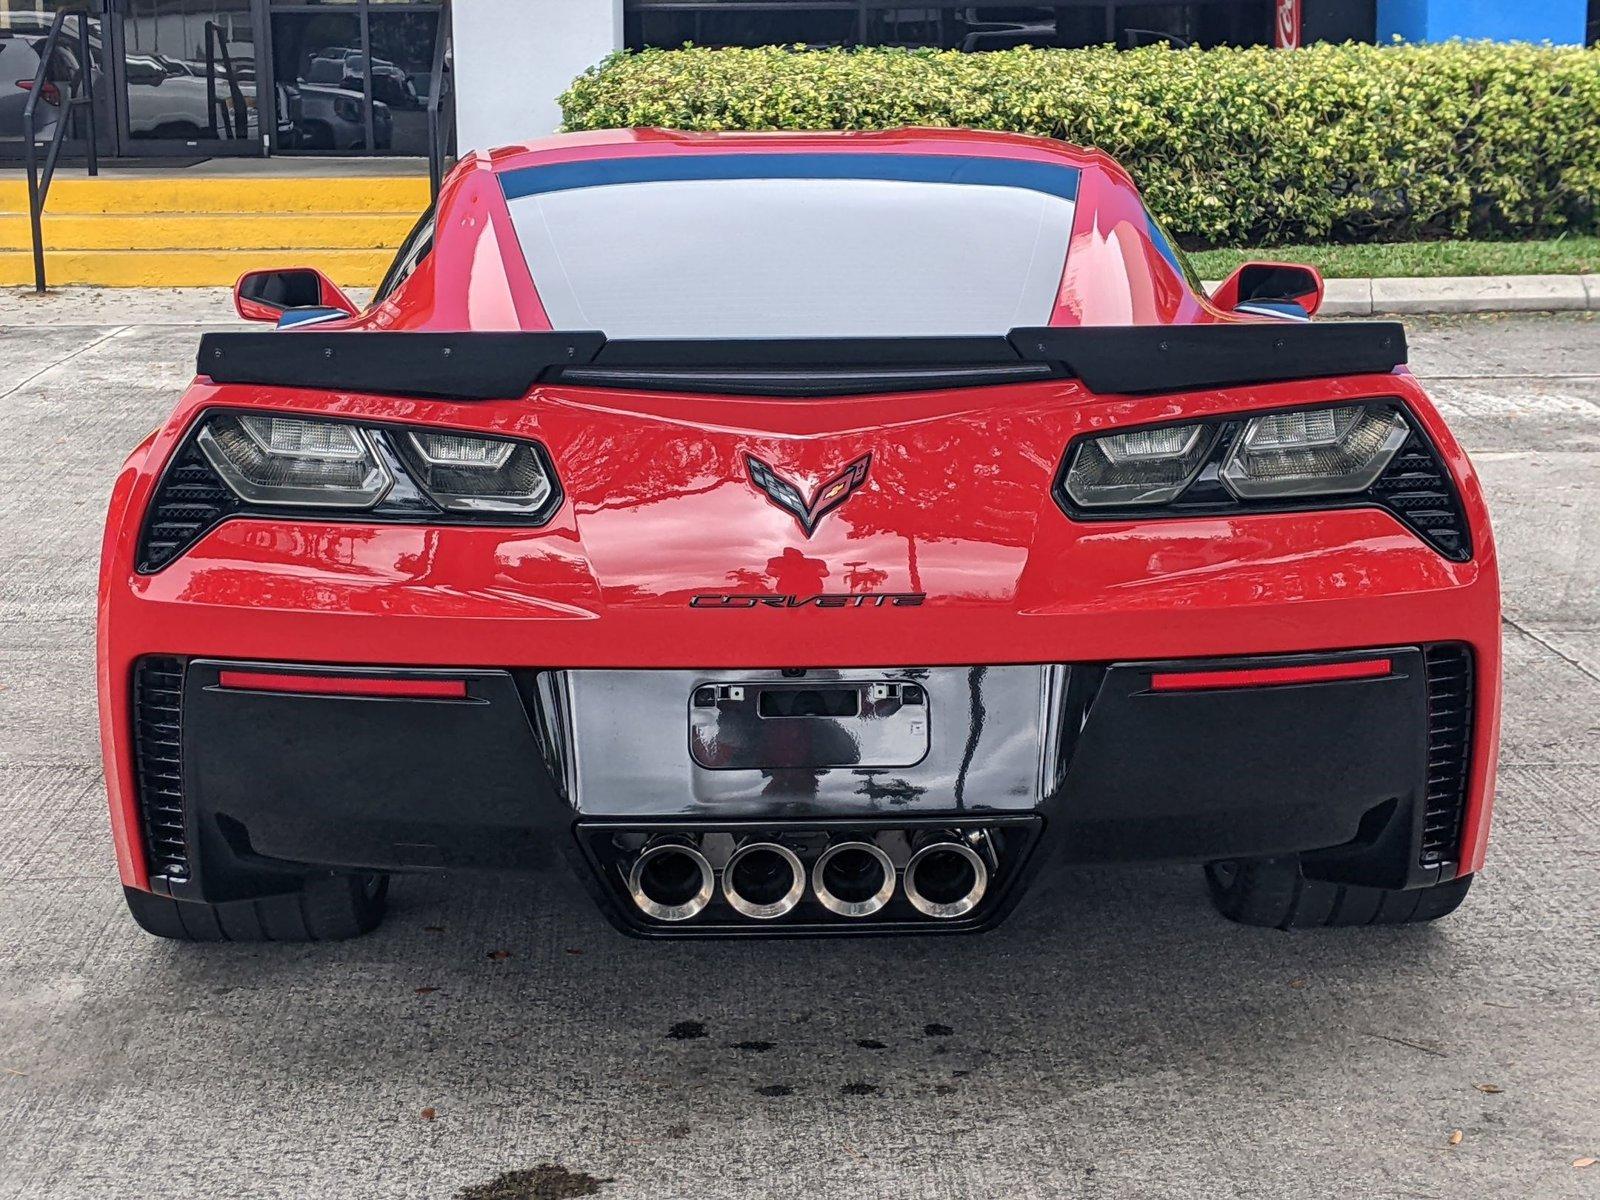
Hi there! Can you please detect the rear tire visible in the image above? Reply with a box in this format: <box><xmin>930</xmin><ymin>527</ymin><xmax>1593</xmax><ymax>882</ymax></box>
<box><xmin>123</xmin><ymin>873</ymin><xmax>389</xmax><ymax>942</ymax></box>
<box><xmin>1204</xmin><ymin>857</ymin><xmax>1472</xmax><ymax>930</ymax></box>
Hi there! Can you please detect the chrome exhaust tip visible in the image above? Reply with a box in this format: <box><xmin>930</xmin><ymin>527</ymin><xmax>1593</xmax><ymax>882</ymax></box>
<box><xmin>811</xmin><ymin>840</ymin><xmax>896</xmax><ymax>918</ymax></box>
<box><xmin>904</xmin><ymin>840</ymin><xmax>989</xmax><ymax>919</ymax></box>
<box><xmin>626</xmin><ymin>839</ymin><xmax>714</xmax><ymax>922</ymax></box>
<box><xmin>721</xmin><ymin>841</ymin><xmax>805</xmax><ymax>920</ymax></box>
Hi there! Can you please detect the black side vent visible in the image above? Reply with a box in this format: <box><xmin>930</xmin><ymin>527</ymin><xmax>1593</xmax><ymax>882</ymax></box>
<box><xmin>137</xmin><ymin>440</ymin><xmax>236</xmax><ymax>573</ymax></box>
<box><xmin>1420</xmin><ymin>644</ymin><xmax>1474</xmax><ymax>871</ymax></box>
<box><xmin>525</xmin><ymin>669</ymin><xmax>576</xmax><ymax>802</ymax></box>
<box><xmin>134</xmin><ymin>657</ymin><xmax>190</xmax><ymax>882</ymax></box>
<box><xmin>1370</xmin><ymin>430</ymin><xmax>1472</xmax><ymax>562</ymax></box>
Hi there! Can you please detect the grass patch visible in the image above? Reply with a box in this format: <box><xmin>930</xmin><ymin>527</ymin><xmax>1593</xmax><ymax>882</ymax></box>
<box><xmin>1191</xmin><ymin>236</ymin><xmax>1600</xmax><ymax>281</ymax></box>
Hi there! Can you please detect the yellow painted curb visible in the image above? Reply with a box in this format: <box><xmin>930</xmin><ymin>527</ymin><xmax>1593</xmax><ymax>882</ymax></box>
<box><xmin>0</xmin><ymin>176</ymin><xmax>430</xmax><ymax>216</ymax></box>
<box><xmin>0</xmin><ymin>213</ymin><xmax>419</xmax><ymax>252</ymax></box>
<box><xmin>0</xmin><ymin>248</ymin><xmax>395</xmax><ymax>288</ymax></box>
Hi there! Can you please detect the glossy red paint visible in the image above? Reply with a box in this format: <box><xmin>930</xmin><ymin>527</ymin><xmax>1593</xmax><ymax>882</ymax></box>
<box><xmin>102</xmin><ymin>129</ymin><xmax>1502</xmax><ymax>894</ymax></box>
<box><xmin>232</xmin><ymin>285</ymin><xmax>280</xmax><ymax>325</ymax></box>
<box><xmin>1055</xmin><ymin>160</ymin><xmax>1213</xmax><ymax>326</ymax></box>
<box><xmin>214</xmin><ymin>670</ymin><xmax>468</xmax><ymax>699</ymax></box>
<box><xmin>1149</xmin><ymin>658</ymin><xmax>1393</xmax><ymax>692</ymax></box>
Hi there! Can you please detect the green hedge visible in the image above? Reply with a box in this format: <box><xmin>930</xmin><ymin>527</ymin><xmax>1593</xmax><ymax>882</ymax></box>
<box><xmin>560</xmin><ymin>42</ymin><xmax>1600</xmax><ymax>247</ymax></box>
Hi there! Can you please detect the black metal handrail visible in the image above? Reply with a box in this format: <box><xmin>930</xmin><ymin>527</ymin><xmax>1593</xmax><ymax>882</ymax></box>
<box><xmin>427</xmin><ymin>0</ymin><xmax>456</xmax><ymax>200</ymax></box>
<box><xmin>23</xmin><ymin>7</ymin><xmax>98</xmax><ymax>294</ymax></box>
<box><xmin>204</xmin><ymin>19</ymin><xmax>251</xmax><ymax>141</ymax></box>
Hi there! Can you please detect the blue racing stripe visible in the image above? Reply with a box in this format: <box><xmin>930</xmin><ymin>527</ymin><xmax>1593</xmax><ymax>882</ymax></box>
<box><xmin>499</xmin><ymin>153</ymin><xmax>1080</xmax><ymax>203</ymax></box>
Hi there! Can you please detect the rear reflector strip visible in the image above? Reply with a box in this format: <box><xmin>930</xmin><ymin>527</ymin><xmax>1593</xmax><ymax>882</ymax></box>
<box><xmin>1150</xmin><ymin>658</ymin><xmax>1392</xmax><ymax>692</ymax></box>
<box><xmin>216</xmin><ymin>671</ymin><xmax>468</xmax><ymax>700</ymax></box>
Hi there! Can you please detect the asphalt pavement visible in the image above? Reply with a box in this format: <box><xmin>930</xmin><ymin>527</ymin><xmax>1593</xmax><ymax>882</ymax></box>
<box><xmin>1</xmin><ymin>297</ymin><xmax>1596</xmax><ymax>1200</ymax></box>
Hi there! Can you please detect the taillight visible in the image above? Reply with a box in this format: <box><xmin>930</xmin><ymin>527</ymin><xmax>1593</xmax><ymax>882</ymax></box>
<box><xmin>196</xmin><ymin>413</ymin><xmax>394</xmax><ymax>509</ymax></box>
<box><xmin>138</xmin><ymin>411</ymin><xmax>565</xmax><ymax>572</ymax></box>
<box><xmin>1218</xmin><ymin>404</ymin><xmax>1408</xmax><ymax>500</ymax></box>
<box><xmin>395</xmin><ymin>429</ymin><xmax>557</xmax><ymax>515</ymax></box>
<box><xmin>15</xmin><ymin>79</ymin><xmax>62</xmax><ymax>106</ymax></box>
<box><xmin>1055</xmin><ymin>400</ymin><xmax>1472</xmax><ymax>561</ymax></box>
<box><xmin>1064</xmin><ymin>403</ymin><xmax>1407</xmax><ymax>508</ymax></box>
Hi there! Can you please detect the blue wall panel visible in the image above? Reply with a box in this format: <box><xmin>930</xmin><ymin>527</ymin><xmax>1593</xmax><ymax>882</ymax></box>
<box><xmin>1378</xmin><ymin>0</ymin><xmax>1588</xmax><ymax>43</ymax></box>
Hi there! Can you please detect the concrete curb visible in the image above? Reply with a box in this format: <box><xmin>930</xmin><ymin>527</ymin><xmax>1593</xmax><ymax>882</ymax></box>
<box><xmin>1211</xmin><ymin>274</ymin><xmax>1600</xmax><ymax>317</ymax></box>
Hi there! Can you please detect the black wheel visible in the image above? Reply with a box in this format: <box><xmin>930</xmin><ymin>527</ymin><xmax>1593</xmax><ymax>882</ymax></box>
<box><xmin>300</xmin><ymin>121</ymin><xmax>335</xmax><ymax>151</ymax></box>
<box><xmin>123</xmin><ymin>873</ymin><xmax>389</xmax><ymax>942</ymax></box>
<box><xmin>1204</xmin><ymin>857</ymin><xmax>1472</xmax><ymax>930</ymax></box>
<box><xmin>150</xmin><ymin>121</ymin><xmax>203</xmax><ymax>140</ymax></box>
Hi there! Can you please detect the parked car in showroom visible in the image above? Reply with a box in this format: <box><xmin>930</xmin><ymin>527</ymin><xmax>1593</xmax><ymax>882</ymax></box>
<box><xmin>1</xmin><ymin>13</ymin><xmax>259</xmax><ymax>145</ymax></box>
<box><xmin>272</xmin><ymin>41</ymin><xmax>393</xmax><ymax>151</ymax></box>
<box><xmin>98</xmin><ymin>128</ymin><xmax>1500</xmax><ymax>943</ymax></box>
<box><xmin>0</xmin><ymin>26</ymin><xmax>55</xmax><ymax>140</ymax></box>
<box><xmin>121</xmin><ymin>52</ymin><xmax>257</xmax><ymax>142</ymax></box>
<box><xmin>287</xmin><ymin>79</ymin><xmax>390</xmax><ymax>151</ymax></box>
<box><xmin>305</xmin><ymin>45</ymin><xmax>420</xmax><ymax>111</ymax></box>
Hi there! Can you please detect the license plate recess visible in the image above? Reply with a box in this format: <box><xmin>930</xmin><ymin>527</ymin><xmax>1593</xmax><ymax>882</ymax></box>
<box><xmin>689</xmin><ymin>679</ymin><xmax>929</xmax><ymax>770</ymax></box>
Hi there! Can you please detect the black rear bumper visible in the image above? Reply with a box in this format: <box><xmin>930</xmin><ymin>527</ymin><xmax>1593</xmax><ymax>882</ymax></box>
<box><xmin>132</xmin><ymin>647</ymin><xmax>1472</xmax><ymax>935</ymax></box>
<box><xmin>1058</xmin><ymin>647</ymin><xmax>1470</xmax><ymax>890</ymax></box>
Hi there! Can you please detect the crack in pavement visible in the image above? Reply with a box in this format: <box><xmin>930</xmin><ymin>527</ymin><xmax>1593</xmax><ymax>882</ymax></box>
<box><xmin>0</xmin><ymin>326</ymin><xmax>129</xmax><ymax>404</ymax></box>
<box><xmin>1502</xmin><ymin>615</ymin><xmax>1600</xmax><ymax>686</ymax></box>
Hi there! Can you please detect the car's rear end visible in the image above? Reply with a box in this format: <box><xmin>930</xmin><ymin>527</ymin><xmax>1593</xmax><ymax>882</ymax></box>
<box><xmin>97</xmin><ymin>130</ymin><xmax>1499</xmax><ymax>941</ymax></box>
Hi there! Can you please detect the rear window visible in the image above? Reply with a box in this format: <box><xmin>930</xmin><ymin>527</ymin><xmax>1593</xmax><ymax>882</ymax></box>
<box><xmin>500</xmin><ymin>154</ymin><xmax>1079</xmax><ymax>339</ymax></box>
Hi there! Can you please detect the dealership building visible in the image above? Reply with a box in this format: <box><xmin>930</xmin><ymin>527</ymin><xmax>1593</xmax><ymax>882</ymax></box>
<box><xmin>462</xmin><ymin>0</ymin><xmax>1599</xmax><ymax>148</ymax></box>
<box><xmin>1</xmin><ymin>1</ymin><xmax>1596</xmax><ymax>162</ymax></box>
<box><xmin>0</xmin><ymin>0</ymin><xmax>1595</xmax><ymax>286</ymax></box>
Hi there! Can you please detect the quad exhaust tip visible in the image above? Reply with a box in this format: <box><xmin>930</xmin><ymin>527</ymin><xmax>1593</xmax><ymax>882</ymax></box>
<box><xmin>721</xmin><ymin>841</ymin><xmax>805</xmax><ymax>920</ymax></box>
<box><xmin>627</xmin><ymin>839</ymin><xmax>715</xmax><ymax>922</ymax></box>
<box><xmin>811</xmin><ymin>840</ymin><xmax>896</xmax><ymax>918</ymax></box>
<box><xmin>904</xmin><ymin>840</ymin><xmax>989</xmax><ymax>919</ymax></box>
<box><xmin>622</xmin><ymin>831</ymin><xmax>993</xmax><ymax>925</ymax></box>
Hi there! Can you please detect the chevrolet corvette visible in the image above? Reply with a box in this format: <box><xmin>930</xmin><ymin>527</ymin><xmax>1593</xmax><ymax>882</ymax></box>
<box><xmin>98</xmin><ymin>128</ymin><xmax>1500</xmax><ymax>941</ymax></box>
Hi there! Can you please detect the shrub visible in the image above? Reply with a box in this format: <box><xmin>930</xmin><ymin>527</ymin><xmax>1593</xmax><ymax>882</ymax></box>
<box><xmin>559</xmin><ymin>42</ymin><xmax>1600</xmax><ymax>247</ymax></box>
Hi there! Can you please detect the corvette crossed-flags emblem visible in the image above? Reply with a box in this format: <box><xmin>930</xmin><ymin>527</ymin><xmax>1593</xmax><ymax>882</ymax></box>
<box><xmin>745</xmin><ymin>452</ymin><xmax>873</xmax><ymax>537</ymax></box>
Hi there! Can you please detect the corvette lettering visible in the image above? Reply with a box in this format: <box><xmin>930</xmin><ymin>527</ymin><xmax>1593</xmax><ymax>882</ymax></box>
<box><xmin>746</xmin><ymin>452</ymin><xmax>872</xmax><ymax>537</ymax></box>
<box><xmin>690</xmin><ymin>592</ymin><xmax>926</xmax><ymax>609</ymax></box>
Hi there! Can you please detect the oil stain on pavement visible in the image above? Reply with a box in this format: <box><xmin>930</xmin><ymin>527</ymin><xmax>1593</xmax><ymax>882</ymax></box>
<box><xmin>456</xmin><ymin>1165</ymin><xmax>611</xmax><ymax>1200</ymax></box>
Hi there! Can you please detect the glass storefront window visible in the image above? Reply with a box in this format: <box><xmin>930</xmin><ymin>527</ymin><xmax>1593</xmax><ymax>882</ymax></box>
<box><xmin>271</xmin><ymin>10</ymin><xmax>371</xmax><ymax>150</ymax></box>
<box><xmin>625</xmin><ymin>2</ymin><xmax>1275</xmax><ymax>51</ymax></box>
<box><xmin>366</xmin><ymin>9</ymin><xmax>436</xmax><ymax>155</ymax></box>
<box><xmin>0</xmin><ymin>1</ymin><xmax>106</xmax><ymax>149</ymax></box>
<box><xmin>4</xmin><ymin>0</ymin><xmax>439</xmax><ymax>157</ymax></box>
<box><xmin>121</xmin><ymin>1</ymin><xmax>257</xmax><ymax>145</ymax></box>
<box><xmin>270</xmin><ymin>1</ymin><xmax>439</xmax><ymax>155</ymax></box>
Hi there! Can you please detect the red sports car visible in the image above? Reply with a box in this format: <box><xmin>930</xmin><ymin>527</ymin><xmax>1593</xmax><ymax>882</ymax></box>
<box><xmin>98</xmin><ymin>128</ymin><xmax>1500</xmax><ymax>942</ymax></box>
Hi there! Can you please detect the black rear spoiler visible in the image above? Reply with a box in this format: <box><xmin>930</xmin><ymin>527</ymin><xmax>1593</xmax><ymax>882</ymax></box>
<box><xmin>197</xmin><ymin>322</ymin><xmax>1407</xmax><ymax>401</ymax></box>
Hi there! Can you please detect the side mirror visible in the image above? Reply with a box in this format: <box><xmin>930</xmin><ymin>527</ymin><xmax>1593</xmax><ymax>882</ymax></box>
<box><xmin>1212</xmin><ymin>262</ymin><xmax>1325</xmax><ymax>319</ymax></box>
<box><xmin>234</xmin><ymin>267</ymin><xmax>360</xmax><ymax>324</ymax></box>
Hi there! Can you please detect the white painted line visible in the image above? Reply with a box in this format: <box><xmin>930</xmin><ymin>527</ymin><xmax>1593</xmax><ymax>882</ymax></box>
<box><xmin>1427</xmin><ymin>380</ymin><xmax>1600</xmax><ymax>420</ymax></box>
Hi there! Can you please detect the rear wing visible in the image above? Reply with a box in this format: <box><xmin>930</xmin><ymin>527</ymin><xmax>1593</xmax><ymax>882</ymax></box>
<box><xmin>197</xmin><ymin>322</ymin><xmax>1407</xmax><ymax>401</ymax></box>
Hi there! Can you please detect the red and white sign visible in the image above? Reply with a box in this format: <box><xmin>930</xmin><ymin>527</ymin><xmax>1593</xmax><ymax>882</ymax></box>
<box><xmin>1274</xmin><ymin>0</ymin><xmax>1302</xmax><ymax>48</ymax></box>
